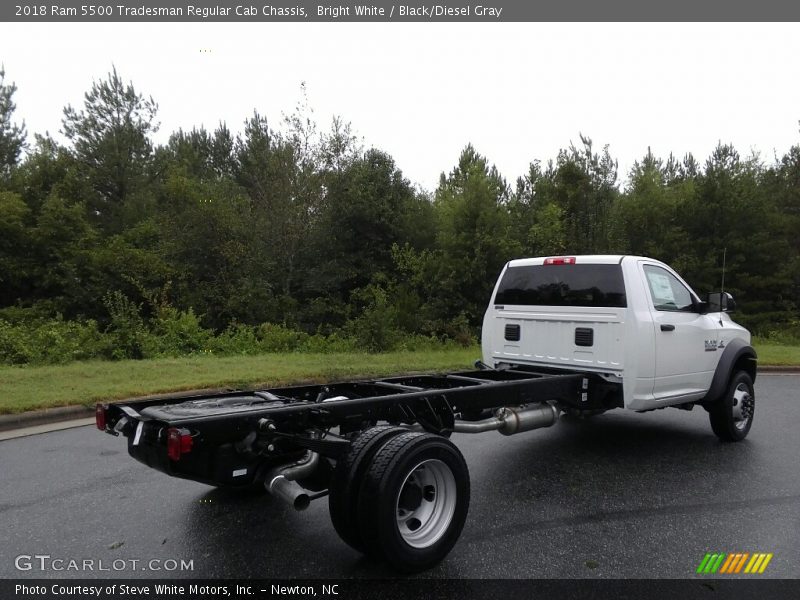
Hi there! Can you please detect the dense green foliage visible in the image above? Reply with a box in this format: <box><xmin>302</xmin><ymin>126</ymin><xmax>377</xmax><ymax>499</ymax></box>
<box><xmin>0</xmin><ymin>69</ymin><xmax>798</xmax><ymax>365</ymax></box>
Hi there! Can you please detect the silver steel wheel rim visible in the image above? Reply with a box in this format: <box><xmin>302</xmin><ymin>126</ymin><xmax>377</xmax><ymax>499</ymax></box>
<box><xmin>395</xmin><ymin>459</ymin><xmax>457</xmax><ymax>549</ymax></box>
<box><xmin>731</xmin><ymin>383</ymin><xmax>753</xmax><ymax>431</ymax></box>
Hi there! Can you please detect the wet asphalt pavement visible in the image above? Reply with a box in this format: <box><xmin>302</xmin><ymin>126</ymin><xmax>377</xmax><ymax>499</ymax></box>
<box><xmin>1</xmin><ymin>374</ymin><xmax>798</xmax><ymax>580</ymax></box>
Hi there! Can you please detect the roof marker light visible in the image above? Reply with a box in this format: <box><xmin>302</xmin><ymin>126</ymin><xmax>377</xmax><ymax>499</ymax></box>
<box><xmin>544</xmin><ymin>257</ymin><xmax>576</xmax><ymax>265</ymax></box>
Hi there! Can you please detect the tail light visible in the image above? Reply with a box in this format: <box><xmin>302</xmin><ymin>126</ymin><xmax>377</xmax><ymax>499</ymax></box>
<box><xmin>95</xmin><ymin>404</ymin><xmax>107</xmax><ymax>430</ymax></box>
<box><xmin>167</xmin><ymin>428</ymin><xmax>193</xmax><ymax>461</ymax></box>
<box><xmin>544</xmin><ymin>256</ymin><xmax>576</xmax><ymax>265</ymax></box>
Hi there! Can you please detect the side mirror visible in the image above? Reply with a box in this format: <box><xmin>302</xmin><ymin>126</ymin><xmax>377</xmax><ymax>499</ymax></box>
<box><xmin>706</xmin><ymin>291</ymin><xmax>736</xmax><ymax>313</ymax></box>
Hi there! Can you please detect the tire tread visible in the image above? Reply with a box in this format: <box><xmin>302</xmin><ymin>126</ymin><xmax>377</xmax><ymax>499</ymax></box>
<box><xmin>328</xmin><ymin>425</ymin><xmax>406</xmax><ymax>551</ymax></box>
<box><xmin>709</xmin><ymin>371</ymin><xmax>754</xmax><ymax>442</ymax></box>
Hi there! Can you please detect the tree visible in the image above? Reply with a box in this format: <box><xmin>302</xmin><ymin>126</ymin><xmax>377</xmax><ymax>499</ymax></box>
<box><xmin>611</xmin><ymin>148</ymin><xmax>692</xmax><ymax>262</ymax></box>
<box><xmin>0</xmin><ymin>66</ymin><xmax>26</xmax><ymax>181</ymax></box>
<box><xmin>235</xmin><ymin>111</ymin><xmax>311</xmax><ymax>302</ymax></box>
<box><xmin>310</xmin><ymin>148</ymin><xmax>420</xmax><ymax>295</ymax></box>
<box><xmin>549</xmin><ymin>135</ymin><xmax>618</xmax><ymax>254</ymax></box>
<box><xmin>510</xmin><ymin>136</ymin><xmax>618</xmax><ymax>257</ymax></box>
<box><xmin>62</xmin><ymin>66</ymin><xmax>158</xmax><ymax>231</ymax></box>
<box><xmin>771</xmin><ymin>141</ymin><xmax>800</xmax><ymax>322</ymax></box>
<box><xmin>0</xmin><ymin>192</ymin><xmax>32</xmax><ymax>304</ymax></box>
<box><xmin>30</xmin><ymin>194</ymin><xmax>99</xmax><ymax>316</ymax></box>
<box><xmin>426</xmin><ymin>145</ymin><xmax>518</xmax><ymax>326</ymax></box>
<box><xmin>157</xmin><ymin>175</ymin><xmax>260</xmax><ymax>329</ymax></box>
<box><xmin>163</xmin><ymin>124</ymin><xmax>236</xmax><ymax>182</ymax></box>
<box><xmin>678</xmin><ymin>144</ymin><xmax>793</xmax><ymax>330</ymax></box>
<box><xmin>510</xmin><ymin>161</ymin><xmax>566</xmax><ymax>255</ymax></box>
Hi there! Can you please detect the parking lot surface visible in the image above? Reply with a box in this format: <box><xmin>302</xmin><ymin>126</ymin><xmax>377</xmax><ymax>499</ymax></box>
<box><xmin>1</xmin><ymin>374</ymin><xmax>798</xmax><ymax>579</ymax></box>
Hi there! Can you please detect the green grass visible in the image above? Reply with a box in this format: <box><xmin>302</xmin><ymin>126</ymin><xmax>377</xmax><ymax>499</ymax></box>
<box><xmin>1</xmin><ymin>341</ymin><xmax>797</xmax><ymax>415</ymax></box>
<box><xmin>0</xmin><ymin>347</ymin><xmax>481</xmax><ymax>414</ymax></box>
<box><xmin>753</xmin><ymin>340</ymin><xmax>800</xmax><ymax>366</ymax></box>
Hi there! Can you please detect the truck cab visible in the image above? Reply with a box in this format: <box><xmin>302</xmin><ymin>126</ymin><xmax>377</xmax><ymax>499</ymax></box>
<box><xmin>482</xmin><ymin>255</ymin><xmax>753</xmax><ymax>412</ymax></box>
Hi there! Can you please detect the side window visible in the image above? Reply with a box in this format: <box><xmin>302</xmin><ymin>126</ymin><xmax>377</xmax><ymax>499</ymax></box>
<box><xmin>643</xmin><ymin>265</ymin><xmax>695</xmax><ymax>312</ymax></box>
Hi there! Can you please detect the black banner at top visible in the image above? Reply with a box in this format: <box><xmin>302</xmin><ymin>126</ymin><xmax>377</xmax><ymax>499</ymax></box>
<box><xmin>3</xmin><ymin>0</ymin><xmax>800</xmax><ymax>22</ymax></box>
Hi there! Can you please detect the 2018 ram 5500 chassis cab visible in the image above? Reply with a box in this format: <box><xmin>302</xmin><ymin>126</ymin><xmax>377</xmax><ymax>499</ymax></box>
<box><xmin>484</xmin><ymin>255</ymin><xmax>756</xmax><ymax>435</ymax></box>
<box><xmin>98</xmin><ymin>255</ymin><xmax>756</xmax><ymax>572</ymax></box>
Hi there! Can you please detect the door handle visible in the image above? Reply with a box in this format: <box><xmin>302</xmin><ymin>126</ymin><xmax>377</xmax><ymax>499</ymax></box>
<box><xmin>660</xmin><ymin>324</ymin><xmax>675</xmax><ymax>332</ymax></box>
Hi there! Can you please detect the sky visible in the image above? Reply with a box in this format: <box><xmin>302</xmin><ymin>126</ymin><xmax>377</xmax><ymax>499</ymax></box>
<box><xmin>1</xmin><ymin>22</ymin><xmax>799</xmax><ymax>192</ymax></box>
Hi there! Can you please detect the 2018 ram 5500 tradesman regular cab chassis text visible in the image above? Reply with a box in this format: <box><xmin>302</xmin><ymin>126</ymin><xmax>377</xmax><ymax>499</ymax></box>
<box><xmin>98</xmin><ymin>255</ymin><xmax>757</xmax><ymax>572</ymax></box>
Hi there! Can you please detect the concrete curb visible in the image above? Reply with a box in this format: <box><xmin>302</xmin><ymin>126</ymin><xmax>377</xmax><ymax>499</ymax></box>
<box><xmin>1</xmin><ymin>366</ymin><xmax>798</xmax><ymax>434</ymax></box>
<box><xmin>0</xmin><ymin>387</ymin><xmax>236</xmax><ymax>433</ymax></box>
<box><xmin>0</xmin><ymin>405</ymin><xmax>94</xmax><ymax>433</ymax></box>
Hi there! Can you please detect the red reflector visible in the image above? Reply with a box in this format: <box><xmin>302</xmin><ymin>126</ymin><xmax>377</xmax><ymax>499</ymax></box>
<box><xmin>95</xmin><ymin>404</ymin><xmax>106</xmax><ymax>430</ymax></box>
<box><xmin>167</xmin><ymin>428</ymin><xmax>193</xmax><ymax>461</ymax></box>
<box><xmin>544</xmin><ymin>256</ymin><xmax>576</xmax><ymax>265</ymax></box>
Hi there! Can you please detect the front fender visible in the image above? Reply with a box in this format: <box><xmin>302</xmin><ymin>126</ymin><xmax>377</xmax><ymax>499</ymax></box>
<box><xmin>702</xmin><ymin>338</ymin><xmax>757</xmax><ymax>404</ymax></box>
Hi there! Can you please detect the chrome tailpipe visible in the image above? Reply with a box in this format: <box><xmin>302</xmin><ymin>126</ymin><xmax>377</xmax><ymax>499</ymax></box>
<box><xmin>266</xmin><ymin>475</ymin><xmax>311</xmax><ymax>510</ymax></box>
<box><xmin>264</xmin><ymin>450</ymin><xmax>320</xmax><ymax>511</ymax></box>
<box><xmin>453</xmin><ymin>402</ymin><xmax>560</xmax><ymax>436</ymax></box>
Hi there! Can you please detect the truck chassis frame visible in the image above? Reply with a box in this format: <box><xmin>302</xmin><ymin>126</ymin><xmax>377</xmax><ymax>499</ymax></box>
<box><xmin>98</xmin><ymin>365</ymin><xmax>595</xmax><ymax>571</ymax></box>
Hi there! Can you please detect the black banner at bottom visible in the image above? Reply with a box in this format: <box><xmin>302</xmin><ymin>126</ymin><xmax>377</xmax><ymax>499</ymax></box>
<box><xmin>3</xmin><ymin>579</ymin><xmax>800</xmax><ymax>600</ymax></box>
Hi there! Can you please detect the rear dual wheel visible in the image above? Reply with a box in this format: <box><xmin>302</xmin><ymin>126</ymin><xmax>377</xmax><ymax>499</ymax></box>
<box><xmin>329</xmin><ymin>428</ymin><xmax>470</xmax><ymax>572</ymax></box>
<box><xmin>328</xmin><ymin>425</ymin><xmax>406</xmax><ymax>552</ymax></box>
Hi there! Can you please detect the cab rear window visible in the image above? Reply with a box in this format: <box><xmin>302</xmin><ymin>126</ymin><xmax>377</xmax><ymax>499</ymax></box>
<box><xmin>494</xmin><ymin>264</ymin><xmax>627</xmax><ymax>308</ymax></box>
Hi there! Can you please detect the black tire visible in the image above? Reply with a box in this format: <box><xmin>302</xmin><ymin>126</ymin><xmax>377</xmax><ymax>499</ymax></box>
<box><xmin>328</xmin><ymin>425</ymin><xmax>407</xmax><ymax>552</ymax></box>
<box><xmin>357</xmin><ymin>432</ymin><xmax>470</xmax><ymax>572</ymax></box>
<box><xmin>709</xmin><ymin>371</ymin><xmax>755</xmax><ymax>442</ymax></box>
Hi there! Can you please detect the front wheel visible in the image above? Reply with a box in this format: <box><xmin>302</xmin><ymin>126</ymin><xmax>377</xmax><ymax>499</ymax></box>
<box><xmin>357</xmin><ymin>432</ymin><xmax>470</xmax><ymax>572</ymax></box>
<box><xmin>709</xmin><ymin>371</ymin><xmax>755</xmax><ymax>442</ymax></box>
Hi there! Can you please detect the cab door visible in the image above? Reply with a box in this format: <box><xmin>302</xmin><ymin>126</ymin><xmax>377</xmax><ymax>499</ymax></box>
<box><xmin>640</xmin><ymin>262</ymin><xmax>720</xmax><ymax>402</ymax></box>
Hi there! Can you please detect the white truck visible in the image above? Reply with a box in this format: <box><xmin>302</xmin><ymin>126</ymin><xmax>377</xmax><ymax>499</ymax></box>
<box><xmin>98</xmin><ymin>255</ymin><xmax>756</xmax><ymax>572</ymax></box>
<box><xmin>484</xmin><ymin>255</ymin><xmax>756</xmax><ymax>435</ymax></box>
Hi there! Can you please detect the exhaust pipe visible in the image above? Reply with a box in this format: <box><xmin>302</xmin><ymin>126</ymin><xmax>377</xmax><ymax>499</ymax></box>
<box><xmin>266</xmin><ymin>475</ymin><xmax>311</xmax><ymax>511</ymax></box>
<box><xmin>451</xmin><ymin>417</ymin><xmax>504</xmax><ymax>434</ymax></box>
<box><xmin>453</xmin><ymin>402</ymin><xmax>560</xmax><ymax>435</ymax></box>
<box><xmin>264</xmin><ymin>450</ymin><xmax>320</xmax><ymax>511</ymax></box>
<box><xmin>498</xmin><ymin>402</ymin><xmax>560</xmax><ymax>435</ymax></box>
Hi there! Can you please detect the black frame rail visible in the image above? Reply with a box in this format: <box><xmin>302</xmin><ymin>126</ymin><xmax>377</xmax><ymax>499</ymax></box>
<box><xmin>104</xmin><ymin>369</ymin><xmax>586</xmax><ymax>450</ymax></box>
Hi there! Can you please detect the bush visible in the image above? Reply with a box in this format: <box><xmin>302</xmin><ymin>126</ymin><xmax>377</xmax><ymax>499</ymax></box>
<box><xmin>0</xmin><ymin>317</ymin><xmax>112</xmax><ymax>365</ymax></box>
<box><xmin>343</xmin><ymin>284</ymin><xmax>404</xmax><ymax>352</ymax></box>
<box><xmin>344</xmin><ymin>312</ymin><xmax>402</xmax><ymax>352</ymax></box>
<box><xmin>299</xmin><ymin>331</ymin><xmax>359</xmax><ymax>353</ymax></box>
<box><xmin>441</xmin><ymin>314</ymin><xmax>478</xmax><ymax>347</ymax></box>
<box><xmin>735</xmin><ymin>311</ymin><xmax>800</xmax><ymax>342</ymax></box>
<box><xmin>208</xmin><ymin>323</ymin><xmax>262</xmax><ymax>356</ymax></box>
<box><xmin>257</xmin><ymin>323</ymin><xmax>310</xmax><ymax>352</ymax></box>
<box><xmin>0</xmin><ymin>303</ymin><xmax>476</xmax><ymax>366</ymax></box>
<box><xmin>393</xmin><ymin>334</ymin><xmax>461</xmax><ymax>352</ymax></box>
<box><xmin>207</xmin><ymin>323</ymin><xmax>312</xmax><ymax>355</ymax></box>
<box><xmin>0</xmin><ymin>320</ymin><xmax>26</xmax><ymax>364</ymax></box>
<box><xmin>759</xmin><ymin>322</ymin><xmax>800</xmax><ymax>345</ymax></box>
<box><xmin>103</xmin><ymin>291</ymin><xmax>149</xmax><ymax>360</ymax></box>
<box><xmin>141</xmin><ymin>307</ymin><xmax>213</xmax><ymax>358</ymax></box>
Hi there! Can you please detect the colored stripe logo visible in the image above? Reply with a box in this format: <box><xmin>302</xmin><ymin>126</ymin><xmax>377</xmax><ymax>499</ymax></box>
<box><xmin>697</xmin><ymin>552</ymin><xmax>773</xmax><ymax>574</ymax></box>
